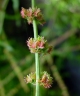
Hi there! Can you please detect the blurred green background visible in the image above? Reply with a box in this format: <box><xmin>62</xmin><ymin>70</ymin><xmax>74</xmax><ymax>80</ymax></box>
<box><xmin>0</xmin><ymin>0</ymin><xmax>80</xmax><ymax>96</ymax></box>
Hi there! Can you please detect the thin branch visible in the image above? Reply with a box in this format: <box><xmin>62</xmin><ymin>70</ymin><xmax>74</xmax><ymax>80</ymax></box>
<box><xmin>62</xmin><ymin>45</ymin><xmax>80</xmax><ymax>52</ymax></box>
<box><xmin>50</xmin><ymin>29</ymin><xmax>77</xmax><ymax>47</ymax></box>
<box><xmin>52</xmin><ymin>45</ymin><xmax>80</xmax><ymax>57</ymax></box>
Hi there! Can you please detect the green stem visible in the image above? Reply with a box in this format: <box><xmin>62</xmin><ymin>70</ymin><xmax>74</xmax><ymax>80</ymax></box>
<box><xmin>35</xmin><ymin>53</ymin><xmax>40</xmax><ymax>96</ymax></box>
<box><xmin>32</xmin><ymin>1</ymin><xmax>40</xmax><ymax>96</ymax></box>
<box><xmin>32</xmin><ymin>0</ymin><xmax>35</xmax><ymax>9</ymax></box>
<box><xmin>33</xmin><ymin>20</ymin><xmax>38</xmax><ymax>38</ymax></box>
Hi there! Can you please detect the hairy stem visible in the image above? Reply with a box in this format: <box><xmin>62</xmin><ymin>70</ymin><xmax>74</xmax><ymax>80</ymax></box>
<box><xmin>32</xmin><ymin>0</ymin><xmax>40</xmax><ymax>96</ymax></box>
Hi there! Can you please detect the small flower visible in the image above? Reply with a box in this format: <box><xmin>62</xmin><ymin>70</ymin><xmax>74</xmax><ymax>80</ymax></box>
<box><xmin>36</xmin><ymin>37</ymin><xmax>46</xmax><ymax>49</ymax></box>
<box><xmin>36</xmin><ymin>41</ymin><xmax>44</xmax><ymax>49</ymax></box>
<box><xmin>24</xmin><ymin>75</ymin><xmax>32</xmax><ymax>84</ymax></box>
<box><xmin>27</xmin><ymin>7</ymin><xmax>33</xmax><ymax>17</ymax></box>
<box><xmin>33</xmin><ymin>8</ymin><xmax>41</xmax><ymax>17</ymax></box>
<box><xmin>40</xmin><ymin>71</ymin><xmax>53</xmax><ymax>88</ymax></box>
<box><xmin>21</xmin><ymin>7</ymin><xmax>27</xmax><ymax>18</ymax></box>
<box><xmin>27</xmin><ymin>17</ymin><xmax>33</xmax><ymax>24</ymax></box>
<box><xmin>27</xmin><ymin>38</ymin><xmax>36</xmax><ymax>49</ymax></box>
<box><xmin>21</xmin><ymin>9</ymin><xmax>25</xmax><ymax>18</ymax></box>
<box><xmin>30</xmin><ymin>48</ymin><xmax>36</xmax><ymax>53</ymax></box>
<box><xmin>24</xmin><ymin>72</ymin><xmax>36</xmax><ymax>84</ymax></box>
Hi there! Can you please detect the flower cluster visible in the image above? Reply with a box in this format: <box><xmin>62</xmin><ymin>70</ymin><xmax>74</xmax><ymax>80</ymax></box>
<box><xmin>24</xmin><ymin>71</ymin><xmax>53</xmax><ymax>88</ymax></box>
<box><xmin>27</xmin><ymin>36</ymin><xmax>47</xmax><ymax>53</ymax></box>
<box><xmin>21</xmin><ymin>7</ymin><xmax>45</xmax><ymax>25</ymax></box>
<box><xmin>40</xmin><ymin>71</ymin><xmax>53</xmax><ymax>88</ymax></box>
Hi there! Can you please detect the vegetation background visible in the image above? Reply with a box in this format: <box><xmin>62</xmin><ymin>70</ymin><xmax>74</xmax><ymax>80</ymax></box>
<box><xmin>0</xmin><ymin>0</ymin><xmax>80</xmax><ymax>96</ymax></box>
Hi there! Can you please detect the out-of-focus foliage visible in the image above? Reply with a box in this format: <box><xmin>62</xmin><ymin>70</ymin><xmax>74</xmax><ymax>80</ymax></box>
<box><xmin>0</xmin><ymin>0</ymin><xmax>80</xmax><ymax>96</ymax></box>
